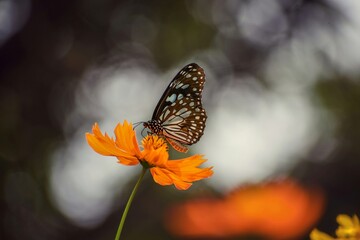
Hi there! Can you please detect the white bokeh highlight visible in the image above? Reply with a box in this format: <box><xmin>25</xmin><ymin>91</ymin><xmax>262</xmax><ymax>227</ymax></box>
<box><xmin>198</xmin><ymin>79</ymin><xmax>321</xmax><ymax>190</ymax></box>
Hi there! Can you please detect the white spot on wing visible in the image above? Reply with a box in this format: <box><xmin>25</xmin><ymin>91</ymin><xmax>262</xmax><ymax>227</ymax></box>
<box><xmin>166</xmin><ymin>93</ymin><xmax>177</xmax><ymax>103</ymax></box>
<box><xmin>181</xmin><ymin>84</ymin><xmax>189</xmax><ymax>89</ymax></box>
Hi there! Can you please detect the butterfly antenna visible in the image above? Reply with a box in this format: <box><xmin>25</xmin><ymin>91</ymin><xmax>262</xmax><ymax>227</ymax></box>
<box><xmin>132</xmin><ymin>121</ymin><xmax>144</xmax><ymax>130</ymax></box>
<box><xmin>141</xmin><ymin>126</ymin><xmax>147</xmax><ymax>138</ymax></box>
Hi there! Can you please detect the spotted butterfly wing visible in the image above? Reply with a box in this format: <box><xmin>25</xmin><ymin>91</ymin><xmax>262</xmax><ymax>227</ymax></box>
<box><xmin>143</xmin><ymin>63</ymin><xmax>207</xmax><ymax>152</ymax></box>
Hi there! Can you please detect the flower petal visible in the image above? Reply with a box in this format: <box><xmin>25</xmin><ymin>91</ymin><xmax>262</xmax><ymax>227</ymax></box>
<box><xmin>86</xmin><ymin>123</ymin><xmax>124</xmax><ymax>156</ymax></box>
<box><xmin>150</xmin><ymin>167</ymin><xmax>192</xmax><ymax>190</ymax></box>
<box><xmin>310</xmin><ymin>229</ymin><xmax>335</xmax><ymax>240</ymax></box>
<box><xmin>166</xmin><ymin>155</ymin><xmax>214</xmax><ymax>182</ymax></box>
<box><xmin>141</xmin><ymin>136</ymin><xmax>169</xmax><ymax>166</ymax></box>
<box><xmin>150</xmin><ymin>167</ymin><xmax>173</xmax><ymax>185</ymax></box>
<box><xmin>114</xmin><ymin>120</ymin><xmax>142</xmax><ymax>158</ymax></box>
<box><xmin>148</xmin><ymin>155</ymin><xmax>212</xmax><ymax>190</ymax></box>
<box><xmin>336</xmin><ymin>214</ymin><xmax>360</xmax><ymax>238</ymax></box>
<box><xmin>337</xmin><ymin>214</ymin><xmax>354</xmax><ymax>228</ymax></box>
<box><xmin>86</xmin><ymin>122</ymin><xmax>139</xmax><ymax>165</ymax></box>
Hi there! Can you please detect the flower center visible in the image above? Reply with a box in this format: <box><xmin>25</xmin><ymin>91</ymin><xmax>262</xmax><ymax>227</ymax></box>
<box><xmin>143</xmin><ymin>135</ymin><xmax>168</xmax><ymax>151</ymax></box>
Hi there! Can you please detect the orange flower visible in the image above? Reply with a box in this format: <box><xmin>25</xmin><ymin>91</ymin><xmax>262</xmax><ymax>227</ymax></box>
<box><xmin>165</xmin><ymin>178</ymin><xmax>324</xmax><ymax>239</ymax></box>
<box><xmin>85</xmin><ymin>121</ymin><xmax>213</xmax><ymax>190</ymax></box>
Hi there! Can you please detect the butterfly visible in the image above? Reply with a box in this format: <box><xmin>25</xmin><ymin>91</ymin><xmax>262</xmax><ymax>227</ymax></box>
<box><xmin>143</xmin><ymin>63</ymin><xmax>207</xmax><ymax>153</ymax></box>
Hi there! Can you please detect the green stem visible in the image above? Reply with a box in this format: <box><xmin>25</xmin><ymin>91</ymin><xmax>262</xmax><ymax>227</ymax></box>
<box><xmin>115</xmin><ymin>167</ymin><xmax>147</xmax><ymax>240</ymax></box>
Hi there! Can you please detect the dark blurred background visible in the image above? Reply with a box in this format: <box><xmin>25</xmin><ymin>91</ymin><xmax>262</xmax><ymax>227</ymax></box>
<box><xmin>1</xmin><ymin>0</ymin><xmax>360</xmax><ymax>239</ymax></box>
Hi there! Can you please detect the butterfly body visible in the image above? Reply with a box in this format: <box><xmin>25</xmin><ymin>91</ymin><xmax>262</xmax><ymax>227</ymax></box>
<box><xmin>144</xmin><ymin>63</ymin><xmax>207</xmax><ymax>152</ymax></box>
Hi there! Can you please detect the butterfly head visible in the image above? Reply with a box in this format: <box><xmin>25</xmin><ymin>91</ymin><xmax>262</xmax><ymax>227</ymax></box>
<box><xmin>143</xmin><ymin>120</ymin><xmax>163</xmax><ymax>135</ymax></box>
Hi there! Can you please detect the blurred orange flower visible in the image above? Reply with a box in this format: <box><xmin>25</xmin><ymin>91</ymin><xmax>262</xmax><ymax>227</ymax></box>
<box><xmin>310</xmin><ymin>214</ymin><xmax>360</xmax><ymax>240</ymax></box>
<box><xmin>165</xmin><ymin>178</ymin><xmax>325</xmax><ymax>239</ymax></box>
<box><xmin>86</xmin><ymin>121</ymin><xmax>213</xmax><ymax>190</ymax></box>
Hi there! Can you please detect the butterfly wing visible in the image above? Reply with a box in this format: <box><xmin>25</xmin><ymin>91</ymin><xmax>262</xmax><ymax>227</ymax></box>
<box><xmin>152</xmin><ymin>63</ymin><xmax>207</xmax><ymax>147</ymax></box>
